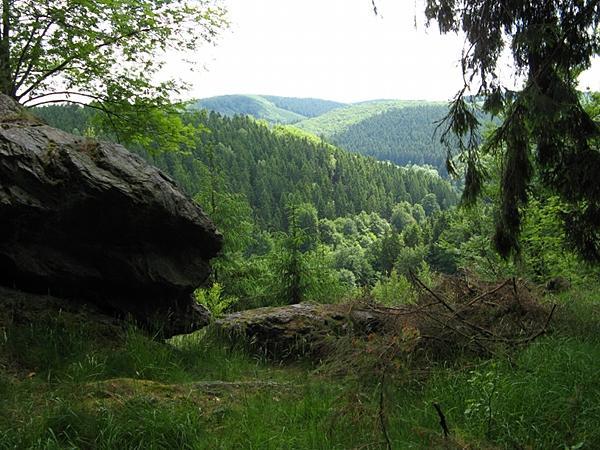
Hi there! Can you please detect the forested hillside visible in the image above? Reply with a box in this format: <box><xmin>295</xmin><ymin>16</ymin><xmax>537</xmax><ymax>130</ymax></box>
<box><xmin>150</xmin><ymin>112</ymin><xmax>457</xmax><ymax>228</ymax></box>
<box><xmin>293</xmin><ymin>99</ymin><xmax>429</xmax><ymax>136</ymax></box>
<box><xmin>193</xmin><ymin>97</ymin><xmax>452</xmax><ymax>175</ymax></box>
<box><xmin>327</xmin><ymin>104</ymin><xmax>450</xmax><ymax>172</ymax></box>
<box><xmin>34</xmin><ymin>105</ymin><xmax>457</xmax><ymax>230</ymax></box>
<box><xmin>191</xmin><ymin>95</ymin><xmax>345</xmax><ymax>123</ymax></box>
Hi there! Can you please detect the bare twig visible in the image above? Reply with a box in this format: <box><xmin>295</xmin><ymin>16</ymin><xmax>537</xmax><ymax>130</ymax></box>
<box><xmin>410</xmin><ymin>271</ymin><xmax>456</xmax><ymax>313</ymax></box>
<box><xmin>462</xmin><ymin>279</ymin><xmax>510</xmax><ymax>308</ymax></box>
<box><xmin>433</xmin><ymin>402</ymin><xmax>450</xmax><ymax>438</ymax></box>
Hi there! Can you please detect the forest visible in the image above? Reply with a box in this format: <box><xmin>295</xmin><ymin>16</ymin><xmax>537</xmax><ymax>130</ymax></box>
<box><xmin>1</xmin><ymin>0</ymin><xmax>599</xmax><ymax>449</ymax></box>
<box><xmin>192</xmin><ymin>95</ymin><xmax>453</xmax><ymax>174</ymax></box>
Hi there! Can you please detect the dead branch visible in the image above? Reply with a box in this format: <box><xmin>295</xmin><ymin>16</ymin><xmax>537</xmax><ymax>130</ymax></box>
<box><xmin>410</xmin><ymin>271</ymin><xmax>456</xmax><ymax>313</ymax></box>
<box><xmin>433</xmin><ymin>402</ymin><xmax>450</xmax><ymax>438</ymax></box>
<box><xmin>462</xmin><ymin>279</ymin><xmax>510</xmax><ymax>309</ymax></box>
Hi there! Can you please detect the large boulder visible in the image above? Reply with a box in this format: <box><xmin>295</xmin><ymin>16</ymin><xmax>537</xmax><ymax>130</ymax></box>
<box><xmin>0</xmin><ymin>95</ymin><xmax>222</xmax><ymax>336</ymax></box>
<box><xmin>215</xmin><ymin>302</ymin><xmax>397</xmax><ymax>358</ymax></box>
<box><xmin>215</xmin><ymin>277</ymin><xmax>552</xmax><ymax>360</ymax></box>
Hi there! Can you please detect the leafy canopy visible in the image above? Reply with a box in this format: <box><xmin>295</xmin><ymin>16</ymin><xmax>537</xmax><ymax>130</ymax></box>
<box><xmin>1</xmin><ymin>0</ymin><xmax>227</xmax><ymax>148</ymax></box>
<box><xmin>423</xmin><ymin>0</ymin><xmax>600</xmax><ymax>260</ymax></box>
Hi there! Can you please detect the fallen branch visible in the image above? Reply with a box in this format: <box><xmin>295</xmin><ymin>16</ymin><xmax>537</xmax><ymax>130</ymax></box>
<box><xmin>410</xmin><ymin>271</ymin><xmax>455</xmax><ymax>313</ymax></box>
<box><xmin>433</xmin><ymin>402</ymin><xmax>450</xmax><ymax>438</ymax></box>
<box><xmin>462</xmin><ymin>279</ymin><xmax>511</xmax><ymax>309</ymax></box>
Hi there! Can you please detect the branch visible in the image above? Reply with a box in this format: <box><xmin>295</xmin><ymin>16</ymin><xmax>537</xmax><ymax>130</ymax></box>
<box><xmin>409</xmin><ymin>271</ymin><xmax>455</xmax><ymax>313</ymax></box>
<box><xmin>461</xmin><ymin>279</ymin><xmax>510</xmax><ymax>309</ymax></box>
<box><xmin>479</xmin><ymin>304</ymin><xmax>557</xmax><ymax>344</ymax></box>
<box><xmin>16</xmin><ymin>26</ymin><xmax>154</xmax><ymax>100</ymax></box>
<box><xmin>26</xmin><ymin>98</ymin><xmax>110</xmax><ymax>114</ymax></box>
<box><xmin>12</xmin><ymin>18</ymin><xmax>55</xmax><ymax>92</ymax></box>
<box><xmin>22</xmin><ymin>90</ymin><xmax>108</xmax><ymax>106</ymax></box>
<box><xmin>433</xmin><ymin>403</ymin><xmax>450</xmax><ymax>438</ymax></box>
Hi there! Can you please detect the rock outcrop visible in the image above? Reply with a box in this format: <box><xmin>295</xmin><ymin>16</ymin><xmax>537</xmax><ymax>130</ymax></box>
<box><xmin>0</xmin><ymin>95</ymin><xmax>222</xmax><ymax>336</ymax></box>
<box><xmin>216</xmin><ymin>277</ymin><xmax>552</xmax><ymax>360</ymax></box>
<box><xmin>216</xmin><ymin>302</ymin><xmax>395</xmax><ymax>358</ymax></box>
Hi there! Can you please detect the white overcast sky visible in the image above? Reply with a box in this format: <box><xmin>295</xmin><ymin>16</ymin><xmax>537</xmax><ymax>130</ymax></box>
<box><xmin>175</xmin><ymin>0</ymin><xmax>600</xmax><ymax>103</ymax></box>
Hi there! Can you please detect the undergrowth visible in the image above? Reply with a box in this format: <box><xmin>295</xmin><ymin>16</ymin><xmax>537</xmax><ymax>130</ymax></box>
<box><xmin>0</xmin><ymin>284</ymin><xmax>598</xmax><ymax>449</ymax></box>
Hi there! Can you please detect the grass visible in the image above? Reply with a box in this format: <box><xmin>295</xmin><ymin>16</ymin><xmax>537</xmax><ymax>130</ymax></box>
<box><xmin>0</xmin><ymin>285</ymin><xmax>599</xmax><ymax>449</ymax></box>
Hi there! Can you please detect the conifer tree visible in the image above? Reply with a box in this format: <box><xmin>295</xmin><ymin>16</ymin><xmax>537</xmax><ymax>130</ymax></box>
<box><xmin>424</xmin><ymin>0</ymin><xmax>600</xmax><ymax>260</ymax></box>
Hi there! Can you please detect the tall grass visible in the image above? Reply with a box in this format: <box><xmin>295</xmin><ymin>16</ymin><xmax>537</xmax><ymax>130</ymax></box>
<box><xmin>0</xmin><ymin>286</ymin><xmax>598</xmax><ymax>449</ymax></box>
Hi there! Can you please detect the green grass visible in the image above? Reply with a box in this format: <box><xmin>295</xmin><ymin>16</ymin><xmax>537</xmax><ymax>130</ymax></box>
<box><xmin>1</xmin><ymin>285</ymin><xmax>599</xmax><ymax>449</ymax></box>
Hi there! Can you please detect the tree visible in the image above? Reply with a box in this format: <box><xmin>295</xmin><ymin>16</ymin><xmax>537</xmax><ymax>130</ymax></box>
<box><xmin>421</xmin><ymin>193</ymin><xmax>441</xmax><ymax>216</ymax></box>
<box><xmin>2</xmin><ymin>0</ymin><xmax>227</xmax><ymax>147</ymax></box>
<box><xmin>390</xmin><ymin>201</ymin><xmax>416</xmax><ymax>232</ymax></box>
<box><xmin>423</xmin><ymin>0</ymin><xmax>600</xmax><ymax>260</ymax></box>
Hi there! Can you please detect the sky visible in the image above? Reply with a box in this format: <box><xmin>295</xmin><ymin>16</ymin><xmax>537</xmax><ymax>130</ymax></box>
<box><xmin>173</xmin><ymin>0</ymin><xmax>600</xmax><ymax>103</ymax></box>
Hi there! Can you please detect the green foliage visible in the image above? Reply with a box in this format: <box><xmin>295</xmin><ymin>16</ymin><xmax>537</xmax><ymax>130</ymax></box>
<box><xmin>194</xmin><ymin>283</ymin><xmax>237</xmax><ymax>317</ymax></box>
<box><xmin>520</xmin><ymin>196</ymin><xmax>589</xmax><ymax>283</ymax></box>
<box><xmin>464</xmin><ymin>362</ymin><xmax>501</xmax><ymax>438</ymax></box>
<box><xmin>278</xmin><ymin>204</ymin><xmax>307</xmax><ymax>305</ymax></box>
<box><xmin>391</xmin><ymin>201</ymin><xmax>416</xmax><ymax>231</ymax></box>
<box><xmin>426</xmin><ymin>0</ymin><xmax>600</xmax><ymax>260</ymax></box>
<box><xmin>6</xmin><ymin>0</ymin><xmax>227</xmax><ymax>151</ymax></box>
<box><xmin>262</xmin><ymin>203</ymin><xmax>349</xmax><ymax>305</ymax></box>
<box><xmin>433</xmin><ymin>200</ymin><xmax>509</xmax><ymax>279</ymax></box>
<box><xmin>432</xmin><ymin>186</ymin><xmax>600</xmax><ymax>283</ymax></box>
<box><xmin>371</xmin><ymin>269</ymin><xmax>417</xmax><ymax>305</ymax></box>
<box><xmin>370</xmin><ymin>231</ymin><xmax>404</xmax><ymax>275</ymax></box>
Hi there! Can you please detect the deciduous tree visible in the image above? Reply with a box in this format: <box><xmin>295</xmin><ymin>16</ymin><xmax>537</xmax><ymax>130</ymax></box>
<box><xmin>2</xmin><ymin>0</ymin><xmax>227</xmax><ymax>147</ymax></box>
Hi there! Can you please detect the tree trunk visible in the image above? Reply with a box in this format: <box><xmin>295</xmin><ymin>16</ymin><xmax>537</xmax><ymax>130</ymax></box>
<box><xmin>0</xmin><ymin>0</ymin><xmax>11</xmax><ymax>97</ymax></box>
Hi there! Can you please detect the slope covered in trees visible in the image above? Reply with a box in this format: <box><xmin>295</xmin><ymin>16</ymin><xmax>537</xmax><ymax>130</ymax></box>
<box><xmin>148</xmin><ymin>111</ymin><xmax>457</xmax><ymax>229</ymax></box>
<box><xmin>192</xmin><ymin>97</ymin><xmax>453</xmax><ymax>175</ymax></box>
<box><xmin>293</xmin><ymin>99</ymin><xmax>433</xmax><ymax>136</ymax></box>
<box><xmin>327</xmin><ymin>104</ymin><xmax>450</xmax><ymax>173</ymax></box>
<box><xmin>191</xmin><ymin>95</ymin><xmax>345</xmax><ymax>124</ymax></box>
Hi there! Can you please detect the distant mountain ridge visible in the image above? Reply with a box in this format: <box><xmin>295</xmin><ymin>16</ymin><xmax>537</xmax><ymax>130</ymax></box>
<box><xmin>313</xmin><ymin>103</ymin><xmax>451</xmax><ymax>173</ymax></box>
<box><xmin>191</xmin><ymin>95</ymin><xmax>346</xmax><ymax>124</ymax></box>
<box><xmin>193</xmin><ymin>94</ymin><xmax>451</xmax><ymax>174</ymax></box>
<box><xmin>293</xmin><ymin>99</ymin><xmax>438</xmax><ymax>136</ymax></box>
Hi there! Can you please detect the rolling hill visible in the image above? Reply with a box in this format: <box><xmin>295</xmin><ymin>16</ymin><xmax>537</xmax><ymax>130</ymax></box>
<box><xmin>292</xmin><ymin>100</ymin><xmax>449</xmax><ymax>173</ymax></box>
<box><xmin>323</xmin><ymin>103</ymin><xmax>450</xmax><ymax>173</ymax></box>
<box><xmin>292</xmin><ymin>100</ymin><xmax>435</xmax><ymax>136</ymax></box>
<box><xmin>191</xmin><ymin>95</ymin><xmax>346</xmax><ymax>123</ymax></box>
<box><xmin>192</xmin><ymin>96</ymin><xmax>452</xmax><ymax>174</ymax></box>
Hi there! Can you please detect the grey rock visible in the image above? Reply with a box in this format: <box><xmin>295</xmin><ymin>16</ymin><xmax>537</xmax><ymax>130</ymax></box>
<box><xmin>545</xmin><ymin>276</ymin><xmax>571</xmax><ymax>293</ymax></box>
<box><xmin>215</xmin><ymin>302</ymin><xmax>397</xmax><ymax>358</ymax></box>
<box><xmin>0</xmin><ymin>95</ymin><xmax>221</xmax><ymax>336</ymax></box>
